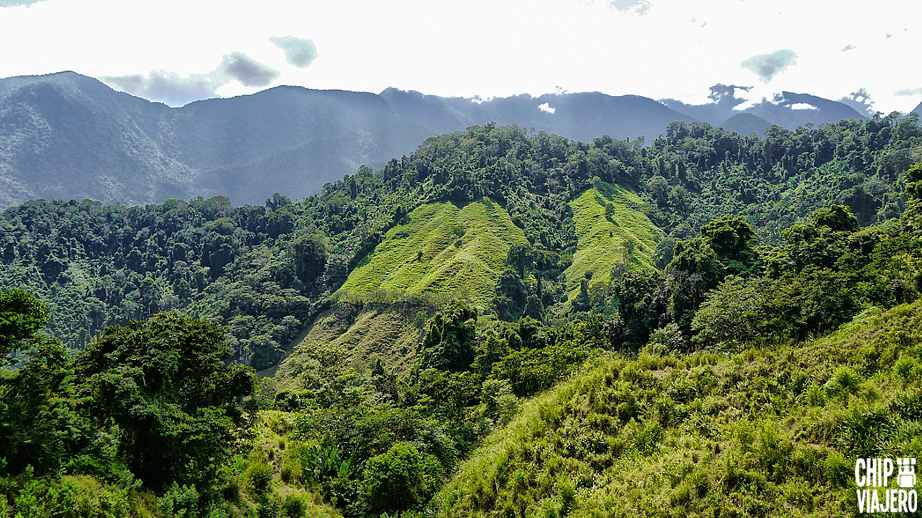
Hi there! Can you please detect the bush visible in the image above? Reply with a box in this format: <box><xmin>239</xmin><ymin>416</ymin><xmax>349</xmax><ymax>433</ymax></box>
<box><xmin>362</xmin><ymin>442</ymin><xmax>442</xmax><ymax>514</ymax></box>
<box><xmin>246</xmin><ymin>460</ymin><xmax>273</xmax><ymax>497</ymax></box>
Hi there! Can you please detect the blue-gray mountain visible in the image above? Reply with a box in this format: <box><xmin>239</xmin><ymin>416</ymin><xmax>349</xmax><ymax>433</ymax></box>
<box><xmin>0</xmin><ymin>71</ymin><xmax>874</xmax><ymax>208</ymax></box>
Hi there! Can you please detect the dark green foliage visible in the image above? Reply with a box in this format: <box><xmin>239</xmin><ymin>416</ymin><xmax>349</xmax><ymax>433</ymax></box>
<box><xmin>506</xmin><ymin>243</ymin><xmax>535</xmax><ymax>277</ymax></box>
<box><xmin>436</xmin><ymin>299</ymin><xmax>922</xmax><ymax>517</ymax></box>
<box><xmin>0</xmin><ymin>197</ymin><xmax>310</xmax><ymax>368</ymax></box>
<box><xmin>0</xmin><ymin>337</ymin><xmax>84</xmax><ymax>477</ymax></box>
<box><xmin>699</xmin><ymin>216</ymin><xmax>760</xmax><ymax>275</ymax></box>
<box><xmin>609</xmin><ymin>270</ymin><xmax>668</xmax><ymax>347</ymax></box>
<box><xmin>492</xmin><ymin>341</ymin><xmax>590</xmax><ymax>397</ymax></box>
<box><xmin>362</xmin><ymin>442</ymin><xmax>441</xmax><ymax>514</ymax></box>
<box><xmin>0</xmin><ymin>290</ymin><xmax>89</xmax><ymax>479</ymax></box>
<box><xmin>1</xmin><ymin>124</ymin><xmax>921</xmax><ymax>516</ymax></box>
<box><xmin>644</xmin><ymin>118</ymin><xmax>920</xmax><ymax>241</ymax></box>
<box><xmin>74</xmin><ymin>312</ymin><xmax>255</xmax><ymax>490</ymax></box>
<box><xmin>293</xmin><ymin>403</ymin><xmax>459</xmax><ymax>515</ymax></box>
<box><xmin>417</xmin><ymin>302</ymin><xmax>478</xmax><ymax>372</ymax></box>
<box><xmin>0</xmin><ymin>289</ymin><xmax>48</xmax><ymax>363</ymax></box>
<box><xmin>664</xmin><ymin>237</ymin><xmax>725</xmax><ymax>332</ymax></box>
<box><xmin>3</xmin><ymin>120</ymin><xmax>920</xmax><ymax>371</ymax></box>
<box><xmin>494</xmin><ymin>269</ymin><xmax>527</xmax><ymax>321</ymax></box>
<box><xmin>810</xmin><ymin>204</ymin><xmax>860</xmax><ymax>232</ymax></box>
<box><xmin>291</xmin><ymin>233</ymin><xmax>329</xmax><ymax>285</ymax></box>
<box><xmin>905</xmin><ymin>161</ymin><xmax>922</xmax><ymax>201</ymax></box>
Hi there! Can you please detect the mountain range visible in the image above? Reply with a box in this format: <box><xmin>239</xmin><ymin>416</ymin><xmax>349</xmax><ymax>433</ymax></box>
<box><xmin>0</xmin><ymin>71</ymin><xmax>881</xmax><ymax>209</ymax></box>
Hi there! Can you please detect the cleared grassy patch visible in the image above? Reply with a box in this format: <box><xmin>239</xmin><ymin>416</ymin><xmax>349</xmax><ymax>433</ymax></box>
<box><xmin>337</xmin><ymin>198</ymin><xmax>528</xmax><ymax>305</ymax></box>
<box><xmin>565</xmin><ymin>182</ymin><xmax>662</xmax><ymax>296</ymax></box>
<box><xmin>274</xmin><ymin>302</ymin><xmax>433</xmax><ymax>389</ymax></box>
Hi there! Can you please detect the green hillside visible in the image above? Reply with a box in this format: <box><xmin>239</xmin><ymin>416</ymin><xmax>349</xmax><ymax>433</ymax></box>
<box><xmin>565</xmin><ymin>182</ymin><xmax>661</xmax><ymax>296</ymax></box>
<box><xmin>3</xmin><ymin>123</ymin><xmax>922</xmax><ymax>518</ymax></box>
<box><xmin>274</xmin><ymin>302</ymin><xmax>432</xmax><ymax>388</ymax></box>
<box><xmin>337</xmin><ymin>198</ymin><xmax>528</xmax><ymax>305</ymax></box>
<box><xmin>434</xmin><ymin>300</ymin><xmax>922</xmax><ymax>517</ymax></box>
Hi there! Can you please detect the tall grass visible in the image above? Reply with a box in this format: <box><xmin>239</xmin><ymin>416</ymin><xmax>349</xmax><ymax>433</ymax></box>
<box><xmin>433</xmin><ymin>299</ymin><xmax>922</xmax><ymax>517</ymax></box>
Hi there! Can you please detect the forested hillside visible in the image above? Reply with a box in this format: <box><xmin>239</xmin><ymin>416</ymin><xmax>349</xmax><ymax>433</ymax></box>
<box><xmin>3</xmin><ymin>117</ymin><xmax>922</xmax><ymax>516</ymax></box>
<box><xmin>2</xmin><ymin>117</ymin><xmax>920</xmax><ymax>371</ymax></box>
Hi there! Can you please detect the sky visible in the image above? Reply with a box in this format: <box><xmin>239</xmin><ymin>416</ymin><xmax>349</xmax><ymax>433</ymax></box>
<box><xmin>0</xmin><ymin>0</ymin><xmax>920</xmax><ymax>113</ymax></box>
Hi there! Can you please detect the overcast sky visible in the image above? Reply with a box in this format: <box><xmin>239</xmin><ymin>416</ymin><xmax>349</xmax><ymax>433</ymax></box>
<box><xmin>1</xmin><ymin>0</ymin><xmax>920</xmax><ymax>113</ymax></box>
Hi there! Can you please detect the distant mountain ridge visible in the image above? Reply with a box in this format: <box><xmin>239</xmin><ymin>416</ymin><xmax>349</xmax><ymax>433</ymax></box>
<box><xmin>0</xmin><ymin>71</ymin><xmax>880</xmax><ymax>208</ymax></box>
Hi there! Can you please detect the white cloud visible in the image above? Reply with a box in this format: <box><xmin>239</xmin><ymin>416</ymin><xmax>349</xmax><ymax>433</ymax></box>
<box><xmin>741</xmin><ymin>50</ymin><xmax>799</xmax><ymax>83</ymax></box>
<box><xmin>538</xmin><ymin>102</ymin><xmax>556</xmax><ymax>114</ymax></box>
<box><xmin>102</xmin><ymin>52</ymin><xmax>278</xmax><ymax>106</ymax></box>
<box><xmin>270</xmin><ymin>36</ymin><xmax>318</xmax><ymax>68</ymax></box>
<box><xmin>0</xmin><ymin>0</ymin><xmax>46</xmax><ymax>7</ymax></box>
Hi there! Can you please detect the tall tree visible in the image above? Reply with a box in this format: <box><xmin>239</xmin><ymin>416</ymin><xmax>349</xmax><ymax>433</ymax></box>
<box><xmin>74</xmin><ymin>312</ymin><xmax>255</xmax><ymax>489</ymax></box>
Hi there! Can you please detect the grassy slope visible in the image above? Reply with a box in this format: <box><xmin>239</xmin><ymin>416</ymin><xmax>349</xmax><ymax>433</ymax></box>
<box><xmin>230</xmin><ymin>411</ymin><xmax>343</xmax><ymax>518</ymax></box>
<box><xmin>274</xmin><ymin>303</ymin><xmax>432</xmax><ymax>389</ymax></box>
<box><xmin>434</xmin><ymin>300</ymin><xmax>922</xmax><ymax>517</ymax></box>
<box><xmin>337</xmin><ymin>198</ymin><xmax>528</xmax><ymax>306</ymax></box>
<box><xmin>565</xmin><ymin>182</ymin><xmax>661</xmax><ymax>296</ymax></box>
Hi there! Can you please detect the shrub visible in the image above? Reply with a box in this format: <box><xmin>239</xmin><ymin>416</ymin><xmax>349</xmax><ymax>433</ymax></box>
<box><xmin>246</xmin><ymin>460</ymin><xmax>273</xmax><ymax>497</ymax></box>
<box><xmin>362</xmin><ymin>442</ymin><xmax>442</xmax><ymax>514</ymax></box>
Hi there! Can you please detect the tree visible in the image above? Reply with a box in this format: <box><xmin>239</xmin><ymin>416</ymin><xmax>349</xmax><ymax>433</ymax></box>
<box><xmin>810</xmin><ymin>205</ymin><xmax>859</xmax><ymax>232</ymax></box>
<box><xmin>74</xmin><ymin>312</ymin><xmax>255</xmax><ymax>489</ymax></box>
<box><xmin>0</xmin><ymin>289</ymin><xmax>48</xmax><ymax>364</ymax></box>
<box><xmin>0</xmin><ymin>291</ymin><xmax>84</xmax><ymax>476</ymax></box>
<box><xmin>664</xmin><ymin>238</ymin><xmax>724</xmax><ymax>333</ymax></box>
<box><xmin>291</xmin><ymin>233</ymin><xmax>329</xmax><ymax>285</ymax></box>
<box><xmin>699</xmin><ymin>216</ymin><xmax>760</xmax><ymax>276</ymax></box>
<box><xmin>506</xmin><ymin>243</ymin><xmax>535</xmax><ymax>277</ymax></box>
<box><xmin>417</xmin><ymin>302</ymin><xmax>478</xmax><ymax>372</ymax></box>
<box><xmin>904</xmin><ymin>161</ymin><xmax>922</xmax><ymax>202</ymax></box>
<box><xmin>362</xmin><ymin>442</ymin><xmax>441</xmax><ymax>514</ymax></box>
<box><xmin>0</xmin><ymin>337</ymin><xmax>81</xmax><ymax>476</ymax></box>
<box><xmin>612</xmin><ymin>270</ymin><xmax>667</xmax><ymax>347</ymax></box>
<box><xmin>495</xmin><ymin>269</ymin><xmax>528</xmax><ymax>321</ymax></box>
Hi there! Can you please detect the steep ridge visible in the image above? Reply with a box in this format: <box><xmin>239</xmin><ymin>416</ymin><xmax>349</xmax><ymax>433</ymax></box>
<box><xmin>380</xmin><ymin>89</ymin><xmax>697</xmax><ymax>144</ymax></box>
<box><xmin>273</xmin><ymin>302</ymin><xmax>433</xmax><ymax>386</ymax></box>
<box><xmin>663</xmin><ymin>90</ymin><xmax>866</xmax><ymax>130</ymax></box>
<box><xmin>0</xmin><ymin>73</ymin><xmax>432</xmax><ymax>208</ymax></box>
<box><xmin>746</xmin><ymin>91</ymin><xmax>866</xmax><ymax>129</ymax></box>
<box><xmin>0</xmin><ymin>72</ymin><xmax>191</xmax><ymax>208</ymax></box>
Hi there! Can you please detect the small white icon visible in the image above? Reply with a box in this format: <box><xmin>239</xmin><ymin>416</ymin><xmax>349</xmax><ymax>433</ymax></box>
<box><xmin>897</xmin><ymin>458</ymin><xmax>917</xmax><ymax>489</ymax></box>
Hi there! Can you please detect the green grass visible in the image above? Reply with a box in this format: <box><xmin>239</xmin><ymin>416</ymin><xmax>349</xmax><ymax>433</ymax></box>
<box><xmin>433</xmin><ymin>300</ymin><xmax>922</xmax><ymax>517</ymax></box>
<box><xmin>229</xmin><ymin>410</ymin><xmax>344</xmax><ymax>518</ymax></box>
<box><xmin>565</xmin><ymin>182</ymin><xmax>662</xmax><ymax>296</ymax></box>
<box><xmin>274</xmin><ymin>302</ymin><xmax>433</xmax><ymax>389</ymax></box>
<box><xmin>338</xmin><ymin>198</ymin><xmax>528</xmax><ymax>305</ymax></box>
<box><xmin>280</xmin><ymin>198</ymin><xmax>526</xmax><ymax>390</ymax></box>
